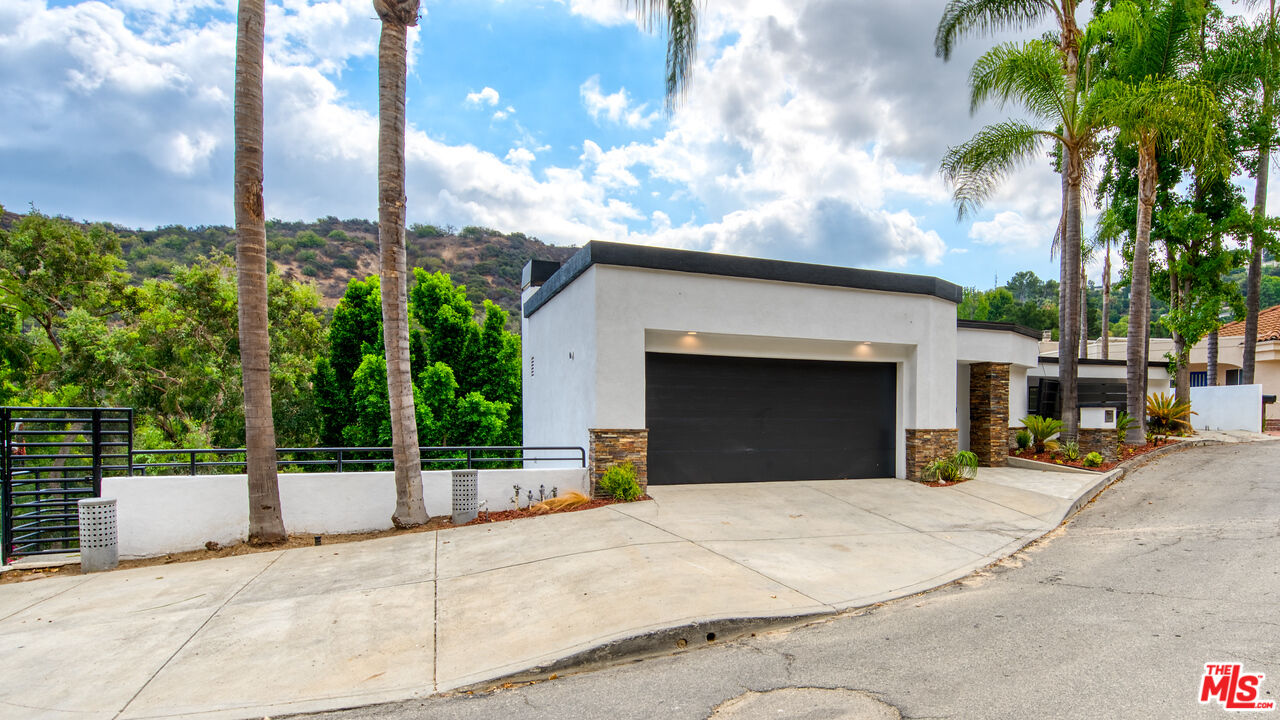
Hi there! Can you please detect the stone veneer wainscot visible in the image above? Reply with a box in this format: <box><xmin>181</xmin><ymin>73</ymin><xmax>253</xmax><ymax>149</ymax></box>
<box><xmin>969</xmin><ymin>362</ymin><xmax>1010</xmax><ymax>467</ymax></box>
<box><xmin>588</xmin><ymin>428</ymin><xmax>648</xmax><ymax>496</ymax></box>
<box><xmin>905</xmin><ymin>428</ymin><xmax>959</xmax><ymax>482</ymax></box>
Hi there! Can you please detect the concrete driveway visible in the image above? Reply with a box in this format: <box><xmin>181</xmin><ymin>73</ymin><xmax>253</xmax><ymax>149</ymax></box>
<box><xmin>0</xmin><ymin>466</ymin><xmax>1116</xmax><ymax>720</ymax></box>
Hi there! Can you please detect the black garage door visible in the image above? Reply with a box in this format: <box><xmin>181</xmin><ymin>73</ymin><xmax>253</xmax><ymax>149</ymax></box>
<box><xmin>645</xmin><ymin>352</ymin><xmax>896</xmax><ymax>485</ymax></box>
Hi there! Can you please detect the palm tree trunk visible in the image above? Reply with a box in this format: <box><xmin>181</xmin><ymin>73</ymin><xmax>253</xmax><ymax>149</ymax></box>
<box><xmin>234</xmin><ymin>0</ymin><xmax>285</xmax><ymax>544</ymax></box>
<box><xmin>1059</xmin><ymin>149</ymin><xmax>1082</xmax><ymax>442</ymax></box>
<box><xmin>1168</xmin><ymin>242</ymin><xmax>1190</xmax><ymax>406</ymax></box>
<box><xmin>376</xmin><ymin>0</ymin><xmax>428</xmax><ymax>527</ymax></box>
<box><xmin>1207</xmin><ymin>328</ymin><xmax>1218</xmax><ymax>385</ymax></box>
<box><xmin>1080</xmin><ymin>260</ymin><xmax>1088</xmax><ymax>359</ymax></box>
<box><xmin>1245</xmin><ymin>115</ymin><xmax>1269</xmax><ymax>384</ymax></box>
<box><xmin>1126</xmin><ymin>135</ymin><xmax>1157</xmax><ymax>444</ymax></box>
<box><xmin>1101</xmin><ymin>244</ymin><xmax>1111</xmax><ymax>360</ymax></box>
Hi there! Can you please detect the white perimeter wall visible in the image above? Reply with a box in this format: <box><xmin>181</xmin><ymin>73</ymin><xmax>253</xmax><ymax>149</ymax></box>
<box><xmin>1190</xmin><ymin>384</ymin><xmax>1264</xmax><ymax>432</ymax></box>
<box><xmin>102</xmin><ymin>468</ymin><xmax>588</xmax><ymax>558</ymax></box>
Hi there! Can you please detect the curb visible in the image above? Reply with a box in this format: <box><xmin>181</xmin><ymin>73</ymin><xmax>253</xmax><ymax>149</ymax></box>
<box><xmin>1006</xmin><ymin>455</ymin><xmax>1098</xmax><ymax>475</ymax></box>
<box><xmin>449</xmin><ymin>613</ymin><xmax>835</xmax><ymax>693</ymax></box>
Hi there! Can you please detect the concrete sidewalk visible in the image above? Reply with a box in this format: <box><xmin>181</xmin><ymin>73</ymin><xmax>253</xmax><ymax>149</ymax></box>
<box><xmin>1</xmin><ymin>466</ymin><xmax>1118</xmax><ymax>720</ymax></box>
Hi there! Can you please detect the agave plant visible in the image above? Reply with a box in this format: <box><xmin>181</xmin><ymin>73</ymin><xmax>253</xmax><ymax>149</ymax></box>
<box><xmin>1020</xmin><ymin>415</ymin><xmax>1064</xmax><ymax>454</ymax></box>
<box><xmin>921</xmin><ymin>450</ymin><xmax>980</xmax><ymax>484</ymax></box>
<box><xmin>1147</xmin><ymin>392</ymin><xmax>1194</xmax><ymax>436</ymax></box>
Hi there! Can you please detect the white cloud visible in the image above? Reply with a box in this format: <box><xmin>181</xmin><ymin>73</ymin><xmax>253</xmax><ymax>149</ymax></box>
<box><xmin>465</xmin><ymin>86</ymin><xmax>499</xmax><ymax>107</ymax></box>
<box><xmin>968</xmin><ymin>211</ymin><xmax>1055</xmax><ymax>253</ymax></box>
<box><xmin>579</xmin><ymin>75</ymin><xmax>658</xmax><ymax>129</ymax></box>
<box><xmin>505</xmin><ymin>147</ymin><xmax>535</xmax><ymax>166</ymax></box>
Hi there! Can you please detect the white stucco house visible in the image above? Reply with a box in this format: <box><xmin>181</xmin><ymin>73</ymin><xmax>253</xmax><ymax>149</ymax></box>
<box><xmin>519</xmin><ymin>242</ymin><xmax>1130</xmax><ymax>488</ymax></box>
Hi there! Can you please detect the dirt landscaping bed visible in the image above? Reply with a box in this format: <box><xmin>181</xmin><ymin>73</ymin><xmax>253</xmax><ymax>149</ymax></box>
<box><xmin>1009</xmin><ymin>438</ymin><xmax>1184</xmax><ymax>472</ymax></box>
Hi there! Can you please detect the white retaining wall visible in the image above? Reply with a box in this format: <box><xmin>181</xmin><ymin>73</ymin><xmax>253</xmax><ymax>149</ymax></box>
<box><xmin>1189</xmin><ymin>384</ymin><xmax>1264</xmax><ymax>432</ymax></box>
<box><xmin>101</xmin><ymin>467</ymin><xmax>589</xmax><ymax>558</ymax></box>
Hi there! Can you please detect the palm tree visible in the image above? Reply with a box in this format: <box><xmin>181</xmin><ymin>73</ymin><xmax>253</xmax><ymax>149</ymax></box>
<box><xmin>374</xmin><ymin>0</ymin><xmax>428</xmax><ymax>528</ymax></box>
<box><xmin>937</xmin><ymin>0</ymin><xmax>1086</xmax><ymax>441</ymax></box>
<box><xmin>1093</xmin><ymin>0</ymin><xmax>1224</xmax><ymax>443</ymax></box>
<box><xmin>940</xmin><ymin>35</ymin><xmax>1102</xmax><ymax>441</ymax></box>
<box><xmin>1240</xmin><ymin>1</ymin><xmax>1279</xmax><ymax>385</ymax></box>
<box><xmin>234</xmin><ymin>0</ymin><xmax>286</xmax><ymax>544</ymax></box>
<box><xmin>1089</xmin><ymin>206</ymin><xmax>1126</xmax><ymax>360</ymax></box>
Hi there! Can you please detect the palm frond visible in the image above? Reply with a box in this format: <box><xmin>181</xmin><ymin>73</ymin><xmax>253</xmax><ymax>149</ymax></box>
<box><xmin>940</xmin><ymin>120</ymin><xmax>1054</xmax><ymax>218</ymax></box>
<box><xmin>935</xmin><ymin>0</ymin><xmax>1058</xmax><ymax>60</ymax></box>
<box><xmin>628</xmin><ymin>0</ymin><xmax>700</xmax><ymax>112</ymax></box>
<box><xmin>970</xmin><ymin>39</ymin><xmax>1066</xmax><ymax>122</ymax></box>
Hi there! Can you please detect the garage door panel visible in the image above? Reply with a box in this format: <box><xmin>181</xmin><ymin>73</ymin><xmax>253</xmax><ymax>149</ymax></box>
<box><xmin>645</xmin><ymin>353</ymin><xmax>896</xmax><ymax>484</ymax></box>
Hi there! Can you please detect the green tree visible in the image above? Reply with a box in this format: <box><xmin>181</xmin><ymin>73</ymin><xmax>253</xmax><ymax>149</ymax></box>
<box><xmin>317</xmin><ymin>277</ymin><xmax>384</xmax><ymax>445</ymax></box>
<box><xmin>0</xmin><ymin>206</ymin><xmax>127</xmax><ymax>355</ymax></box>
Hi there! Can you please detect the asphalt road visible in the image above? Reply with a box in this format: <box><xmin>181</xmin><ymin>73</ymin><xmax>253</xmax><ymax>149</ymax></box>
<box><xmin>295</xmin><ymin>441</ymin><xmax>1280</xmax><ymax>720</ymax></box>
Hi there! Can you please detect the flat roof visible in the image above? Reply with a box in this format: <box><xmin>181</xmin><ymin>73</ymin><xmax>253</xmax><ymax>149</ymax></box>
<box><xmin>1038</xmin><ymin>356</ymin><xmax>1169</xmax><ymax>369</ymax></box>
<box><xmin>523</xmin><ymin>241</ymin><xmax>964</xmax><ymax>317</ymax></box>
<box><xmin>956</xmin><ymin>319</ymin><xmax>1041</xmax><ymax>340</ymax></box>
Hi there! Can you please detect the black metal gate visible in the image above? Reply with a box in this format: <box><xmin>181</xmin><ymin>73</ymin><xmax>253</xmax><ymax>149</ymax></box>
<box><xmin>1</xmin><ymin>407</ymin><xmax>133</xmax><ymax>560</ymax></box>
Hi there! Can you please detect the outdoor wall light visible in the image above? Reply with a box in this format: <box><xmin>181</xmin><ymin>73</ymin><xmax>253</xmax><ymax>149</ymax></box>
<box><xmin>686</xmin><ymin>331</ymin><xmax>698</xmax><ymax>335</ymax></box>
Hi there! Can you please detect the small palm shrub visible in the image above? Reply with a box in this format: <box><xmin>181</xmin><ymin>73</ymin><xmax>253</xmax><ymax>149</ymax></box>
<box><xmin>1115</xmin><ymin>410</ymin><xmax>1136</xmax><ymax>444</ymax></box>
<box><xmin>1020</xmin><ymin>415</ymin><xmax>1064</xmax><ymax>454</ymax></box>
<box><xmin>598</xmin><ymin>462</ymin><xmax>642</xmax><ymax>502</ymax></box>
<box><xmin>1015</xmin><ymin>429</ymin><xmax>1032</xmax><ymax>451</ymax></box>
<box><xmin>1147</xmin><ymin>392</ymin><xmax>1194</xmax><ymax>436</ymax></box>
<box><xmin>1082</xmin><ymin>451</ymin><xmax>1104</xmax><ymax>468</ymax></box>
<box><xmin>1059</xmin><ymin>440</ymin><xmax>1081</xmax><ymax>461</ymax></box>
<box><xmin>921</xmin><ymin>450</ymin><xmax>979</xmax><ymax>484</ymax></box>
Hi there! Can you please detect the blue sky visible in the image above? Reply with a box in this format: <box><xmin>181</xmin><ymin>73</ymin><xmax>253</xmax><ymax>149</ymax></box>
<box><xmin>0</xmin><ymin>0</ymin><xmax>1107</xmax><ymax>291</ymax></box>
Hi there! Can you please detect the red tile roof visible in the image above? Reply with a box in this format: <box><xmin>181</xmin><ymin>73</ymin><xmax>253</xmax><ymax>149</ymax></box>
<box><xmin>1219</xmin><ymin>304</ymin><xmax>1280</xmax><ymax>341</ymax></box>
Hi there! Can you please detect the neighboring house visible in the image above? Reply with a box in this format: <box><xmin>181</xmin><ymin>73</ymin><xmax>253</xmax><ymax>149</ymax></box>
<box><xmin>521</xmin><ymin>242</ymin><xmax>1056</xmax><ymax>487</ymax></box>
<box><xmin>1047</xmin><ymin>304</ymin><xmax>1280</xmax><ymax>426</ymax></box>
<box><xmin>1188</xmin><ymin>306</ymin><xmax>1280</xmax><ymax>426</ymax></box>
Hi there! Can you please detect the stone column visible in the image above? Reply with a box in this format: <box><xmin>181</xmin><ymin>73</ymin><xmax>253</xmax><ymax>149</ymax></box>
<box><xmin>969</xmin><ymin>362</ymin><xmax>1011</xmax><ymax>467</ymax></box>
<box><xmin>588</xmin><ymin>428</ymin><xmax>648</xmax><ymax>496</ymax></box>
<box><xmin>905</xmin><ymin>428</ymin><xmax>959</xmax><ymax>481</ymax></box>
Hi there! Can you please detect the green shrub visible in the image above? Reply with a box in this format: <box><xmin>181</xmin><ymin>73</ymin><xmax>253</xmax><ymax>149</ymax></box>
<box><xmin>1015</xmin><ymin>429</ymin><xmax>1032</xmax><ymax>451</ymax></box>
<box><xmin>1147</xmin><ymin>392</ymin><xmax>1194</xmax><ymax>435</ymax></box>
<box><xmin>295</xmin><ymin>230</ymin><xmax>325</xmax><ymax>248</ymax></box>
<box><xmin>297</xmin><ymin>249</ymin><xmax>319</xmax><ymax>263</ymax></box>
<box><xmin>598</xmin><ymin>462</ymin><xmax>642</xmax><ymax>502</ymax></box>
<box><xmin>1115</xmin><ymin>410</ymin><xmax>1136</xmax><ymax>444</ymax></box>
<box><xmin>1020</xmin><ymin>414</ymin><xmax>1064</xmax><ymax>454</ymax></box>
<box><xmin>327</xmin><ymin>229</ymin><xmax>350</xmax><ymax>242</ymax></box>
<box><xmin>302</xmin><ymin>263</ymin><xmax>318</xmax><ymax>277</ymax></box>
<box><xmin>920</xmin><ymin>450</ymin><xmax>979</xmax><ymax>484</ymax></box>
<box><xmin>1059</xmin><ymin>440</ymin><xmax>1080</xmax><ymax>461</ymax></box>
<box><xmin>1082</xmin><ymin>452</ymin><xmax>1104</xmax><ymax>468</ymax></box>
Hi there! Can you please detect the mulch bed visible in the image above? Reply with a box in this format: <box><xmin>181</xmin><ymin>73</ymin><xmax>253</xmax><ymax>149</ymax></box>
<box><xmin>464</xmin><ymin>495</ymin><xmax>650</xmax><ymax>525</ymax></box>
<box><xmin>1009</xmin><ymin>439</ymin><xmax>1178</xmax><ymax>472</ymax></box>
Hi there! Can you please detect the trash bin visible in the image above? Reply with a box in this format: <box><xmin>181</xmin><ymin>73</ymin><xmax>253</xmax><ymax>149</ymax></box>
<box><xmin>78</xmin><ymin>498</ymin><xmax>118</xmax><ymax>572</ymax></box>
<box><xmin>452</xmin><ymin>469</ymin><xmax>478</xmax><ymax>525</ymax></box>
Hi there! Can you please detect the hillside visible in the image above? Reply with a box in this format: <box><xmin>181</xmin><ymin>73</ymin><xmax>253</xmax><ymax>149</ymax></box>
<box><xmin>0</xmin><ymin>210</ymin><xmax>578</xmax><ymax>322</ymax></box>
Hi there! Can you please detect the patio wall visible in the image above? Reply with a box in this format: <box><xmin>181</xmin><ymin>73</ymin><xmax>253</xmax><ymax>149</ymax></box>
<box><xmin>101</xmin><ymin>468</ymin><xmax>589</xmax><ymax>558</ymax></box>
